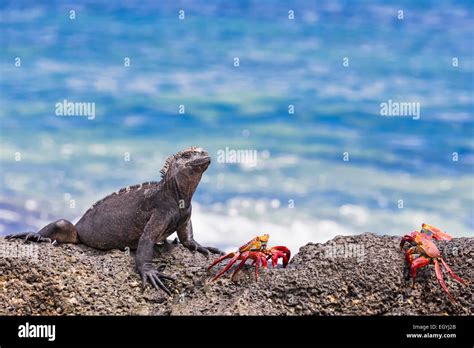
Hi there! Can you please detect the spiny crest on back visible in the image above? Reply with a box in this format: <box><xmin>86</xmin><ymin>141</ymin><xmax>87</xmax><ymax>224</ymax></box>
<box><xmin>159</xmin><ymin>146</ymin><xmax>199</xmax><ymax>178</ymax></box>
<box><xmin>85</xmin><ymin>181</ymin><xmax>159</xmax><ymax>214</ymax></box>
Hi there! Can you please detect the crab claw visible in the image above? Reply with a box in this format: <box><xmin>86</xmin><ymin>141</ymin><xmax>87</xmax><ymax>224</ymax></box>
<box><xmin>421</xmin><ymin>223</ymin><xmax>453</xmax><ymax>241</ymax></box>
<box><xmin>267</xmin><ymin>246</ymin><xmax>291</xmax><ymax>268</ymax></box>
<box><xmin>400</xmin><ymin>233</ymin><xmax>417</xmax><ymax>249</ymax></box>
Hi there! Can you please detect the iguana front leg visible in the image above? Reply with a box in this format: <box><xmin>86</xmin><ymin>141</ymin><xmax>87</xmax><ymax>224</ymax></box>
<box><xmin>136</xmin><ymin>211</ymin><xmax>175</xmax><ymax>295</ymax></box>
<box><xmin>177</xmin><ymin>219</ymin><xmax>223</xmax><ymax>256</ymax></box>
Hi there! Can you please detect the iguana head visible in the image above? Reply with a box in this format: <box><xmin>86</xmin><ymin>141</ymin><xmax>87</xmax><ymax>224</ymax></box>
<box><xmin>160</xmin><ymin>146</ymin><xmax>211</xmax><ymax>181</ymax></box>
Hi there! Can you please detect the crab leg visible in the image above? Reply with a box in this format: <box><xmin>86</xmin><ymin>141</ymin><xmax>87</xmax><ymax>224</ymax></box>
<box><xmin>434</xmin><ymin>259</ymin><xmax>456</xmax><ymax>303</ymax></box>
<box><xmin>208</xmin><ymin>252</ymin><xmax>235</xmax><ymax>271</ymax></box>
<box><xmin>254</xmin><ymin>254</ymin><xmax>260</xmax><ymax>280</ymax></box>
<box><xmin>231</xmin><ymin>252</ymin><xmax>268</xmax><ymax>281</ymax></box>
<box><xmin>421</xmin><ymin>224</ymin><xmax>453</xmax><ymax>241</ymax></box>
<box><xmin>269</xmin><ymin>252</ymin><xmax>279</xmax><ymax>267</ymax></box>
<box><xmin>252</xmin><ymin>253</ymin><xmax>267</xmax><ymax>280</ymax></box>
<box><xmin>211</xmin><ymin>253</ymin><xmax>240</xmax><ymax>281</ymax></box>
<box><xmin>260</xmin><ymin>255</ymin><xmax>268</xmax><ymax>269</ymax></box>
<box><xmin>256</xmin><ymin>253</ymin><xmax>268</xmax><ymax>278</ymax></box>
<box><xmin>404</xmin><ymin>247</ymin><xmax>418</xmax><ymax>264</ymax></box>
<box><xmin>440</xmin><ymin>258</ymin><xmax>466</xmax><ymax>285</ymax></box>
<box><xmin>230</xmin><ymin>252</ymin><xmax>250</xmax><ymax>281</ymax></box>
<box><xmin>280</xmin><ymin>251</ymin><xmax>289</xmax><ymax>267</ymax></box>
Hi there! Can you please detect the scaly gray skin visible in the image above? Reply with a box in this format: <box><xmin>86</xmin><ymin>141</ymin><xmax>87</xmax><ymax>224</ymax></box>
<box><xmin>5</xmin><ymin>147</ymin><xmax>223</xmax><ymax>295</ymax></box>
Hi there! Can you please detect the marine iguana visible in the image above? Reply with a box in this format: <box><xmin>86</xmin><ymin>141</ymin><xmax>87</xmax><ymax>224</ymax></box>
<box><xmin>5</xmin><ymin>146</ymin><xmax>222</xmax><ymax>295</ymax></box>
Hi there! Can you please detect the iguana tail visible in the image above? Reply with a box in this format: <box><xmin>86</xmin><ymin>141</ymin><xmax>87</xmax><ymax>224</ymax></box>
<box><xmin>5</xmin><ymin>219</ymin><xmax>79</xmax><ymax>245</ymax></box>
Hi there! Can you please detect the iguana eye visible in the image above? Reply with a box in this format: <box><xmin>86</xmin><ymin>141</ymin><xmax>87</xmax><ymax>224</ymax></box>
<box><xmin>182</xmin><ymin>152</ymin><xmax>192</xmax><ymax>159</ymax></box>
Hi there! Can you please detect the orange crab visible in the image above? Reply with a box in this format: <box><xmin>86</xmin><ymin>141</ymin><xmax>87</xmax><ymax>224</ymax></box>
<box><xmin>208</xmin><ymin>234</ymin><xmax>290</xmax><ymax>281</ymax></box>
<box><xmin>400</xmin><ymin>223</ymin><xmax>467</xmax><ymax>303</ymax></box>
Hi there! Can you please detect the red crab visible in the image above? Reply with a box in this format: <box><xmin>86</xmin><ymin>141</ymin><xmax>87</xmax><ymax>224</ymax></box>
<box><xmin>208</xmin><ymin>234</ymin><xmax>291</xmax><ymax>281</ymax></box>
<box><xmin>400</xmin><ymin>223</ymin><xmax>467</xmax><ymax>303</ymax></box>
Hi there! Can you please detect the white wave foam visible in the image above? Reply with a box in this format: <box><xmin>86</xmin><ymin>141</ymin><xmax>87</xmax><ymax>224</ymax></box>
<box><xmin>188</xmin><ymin>201</ymin><xmax>472</xmax><ymax>255</ymax></box>
<box><xmin>190</xmin><ymin>204</ymin><xmax>354</xmax><ymax>254</ymax></box>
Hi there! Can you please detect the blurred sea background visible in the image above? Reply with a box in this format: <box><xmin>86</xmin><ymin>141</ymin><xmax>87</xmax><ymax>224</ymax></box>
<box><xmin>0</xmin><ymin>0</ymin><xmax>473</xmax><ymax>253</ymax></box>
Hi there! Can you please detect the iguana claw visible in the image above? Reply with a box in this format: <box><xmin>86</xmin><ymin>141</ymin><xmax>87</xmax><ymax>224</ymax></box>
<box><xmin>183</xmin><ymin>241</ymin><xmax>223</xmax><ymax>257</ymax></box>
<box><xmin>5</xmin><ymin>232</ymin><xmax>52</xmax><ymax>244</ymax></box>
<box><xmin>139</xmin><ymin>264</ymin><xmax>175</xmax><ymax>295</ymax></box>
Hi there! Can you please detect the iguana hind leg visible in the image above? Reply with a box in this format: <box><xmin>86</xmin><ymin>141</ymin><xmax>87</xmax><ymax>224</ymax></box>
<box><xmin>5</xmin><ymin>219</ymin><xmax>79</xmax><ymax>245</ymax></box>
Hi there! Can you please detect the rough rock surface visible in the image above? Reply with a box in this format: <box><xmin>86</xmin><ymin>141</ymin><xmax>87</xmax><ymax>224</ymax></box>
<box><xmin>0</xmin><ymin>233</ymin><xmax>472</xmax><ymax>315</ymax></box>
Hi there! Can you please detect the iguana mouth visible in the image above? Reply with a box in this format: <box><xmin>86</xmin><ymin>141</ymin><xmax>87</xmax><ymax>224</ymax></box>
<box><xmin>189</xmin><ymin>156</ymin><xmax>211</xmax><ymax>167</ymax></box>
